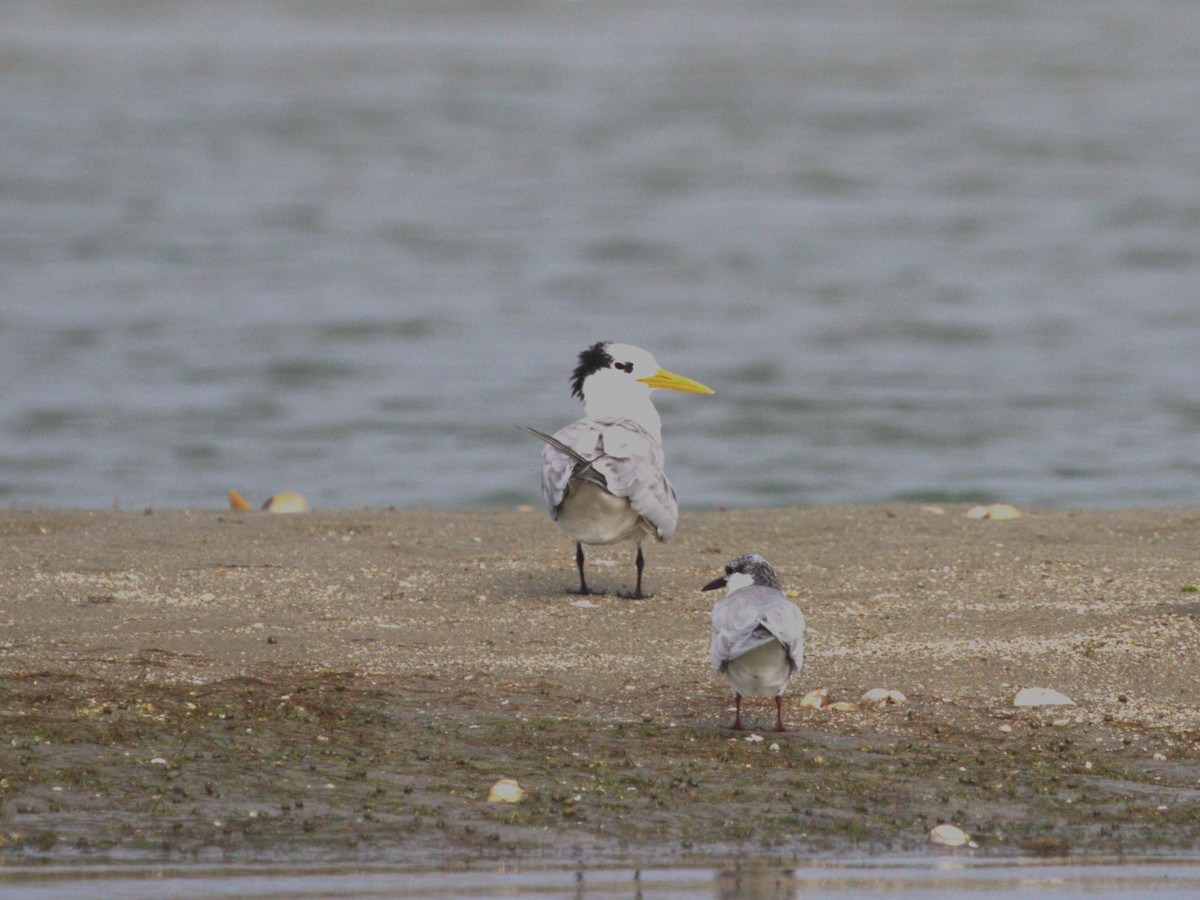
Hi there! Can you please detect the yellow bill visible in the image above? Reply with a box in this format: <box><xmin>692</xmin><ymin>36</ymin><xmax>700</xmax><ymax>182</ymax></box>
<box><xmin>638</xmin><ymin>367</ymin><xmax>715</xmax><ymax>394</ymax></box>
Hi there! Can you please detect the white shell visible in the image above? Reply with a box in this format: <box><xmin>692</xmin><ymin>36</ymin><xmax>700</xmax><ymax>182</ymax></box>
<box><xmin>264</xmin><ymin>492</ymin><xmax>308</xmax><ymax>513</ymax></box>
<box><xmin>799</xmin><ymin>687</ymin><xmax>829</xmax><ymax>710</ymax></box>
<box><xmin>860</xmin><ymin>688</ymin><xmax>907</xmax><ymax>708</ymax></box>
<box><xmin>1013</xmin><ymin>687</ymin><xmax>1075</xmax><ymax>707</ymax></box>
<box><xmin>929</xmin><ymin>823</ymin><xmax>971</xmax><ymax>847</ymax></box>
<box><xmin>487</xmin><ymin>778</ymin><xmax>526</xmax><ymax>803</ymax></box>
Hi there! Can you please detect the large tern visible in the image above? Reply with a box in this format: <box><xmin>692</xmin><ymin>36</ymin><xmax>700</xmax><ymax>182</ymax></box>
<box><xmin>525</xmin><ymin>342</ymin><xmax>713</xmax><ymax>599</ymax></box>
<box><xmin>704</xmin><ymin>553</ymin><xmax>806</xmax><ymax>732</ymax></box>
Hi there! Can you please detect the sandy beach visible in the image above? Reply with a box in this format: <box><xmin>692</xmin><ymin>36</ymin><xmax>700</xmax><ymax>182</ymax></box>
<box><xmin>2</xmin><ymin>504</ymin><xmax>1200</xmax><ymax>864</ymax></box>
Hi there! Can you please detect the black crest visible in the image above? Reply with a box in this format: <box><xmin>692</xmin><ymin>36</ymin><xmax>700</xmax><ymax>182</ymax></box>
<box><xmin>570</xmin><ymin>341</ymin><xmax>614</xmax><ymax>400</ymax></box>
<box><xmin>725</xmin><ymin>553</ymin><xmax>782</xmax><ymax>590</ymax></box>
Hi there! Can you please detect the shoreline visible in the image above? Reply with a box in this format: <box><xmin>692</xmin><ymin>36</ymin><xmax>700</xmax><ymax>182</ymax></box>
<box><xmin>2</xmin><ymin>505</ymin><xmax>1200</xmax><ymax>863</ymax></box>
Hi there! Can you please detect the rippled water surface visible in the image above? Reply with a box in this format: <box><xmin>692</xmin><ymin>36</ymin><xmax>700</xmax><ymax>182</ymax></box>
<box><xmin>2</xmin><ymin>2</ymin><xmax>1199</xmax><ymax>510</ymax></box>
<box><xmin>5</xmin><ymin>860</ymin><xmax>1200</xmax><ymax>899</ymax></box>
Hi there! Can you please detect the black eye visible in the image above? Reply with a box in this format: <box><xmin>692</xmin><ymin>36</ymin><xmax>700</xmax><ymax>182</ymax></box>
<box><xmin>615</xmin><ymin>361</ymin><xmax>634</xmax><ymax>373</ymax></box>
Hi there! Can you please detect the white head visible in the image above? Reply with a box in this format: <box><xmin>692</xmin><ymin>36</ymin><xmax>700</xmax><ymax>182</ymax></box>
<box><xmin>568</xmin><ymin>342</ymin><xmax>713</xmax><ymax>441</ymax></box>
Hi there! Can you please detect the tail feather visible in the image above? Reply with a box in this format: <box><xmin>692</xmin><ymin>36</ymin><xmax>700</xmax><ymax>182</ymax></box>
<box><xmin>727</xmin><ymin>624</ymin><xmax>798</xmax><ymax>673</ymax></box>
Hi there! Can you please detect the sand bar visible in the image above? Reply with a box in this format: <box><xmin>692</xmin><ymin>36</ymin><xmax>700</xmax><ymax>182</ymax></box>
<box><xmin>2</xmin><ymin>505</ymin><xmax>1199</xmax><ymax>864</ymax></box>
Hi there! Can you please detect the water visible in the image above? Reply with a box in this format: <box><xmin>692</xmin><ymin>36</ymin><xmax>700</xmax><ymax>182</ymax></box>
<box><xmin>2</xmin><ymin>1</ymin><xmax>1199</xmax><ymax>511</ymax></box>
<box><xmin>5</xmin><ymin>860</ymin><xmax>1200</xmax><ymax>899</ymax></box>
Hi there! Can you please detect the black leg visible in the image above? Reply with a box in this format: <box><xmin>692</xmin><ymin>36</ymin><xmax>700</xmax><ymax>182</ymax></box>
<box><xmin>567</xmin><ymin>543</ymin><xmax>604</xmax><ymax>596</ymax></box>
<box><xmin>618</xmin><ymin>545</ymin><xmax>653</xmax><ymax>599</ymax></box>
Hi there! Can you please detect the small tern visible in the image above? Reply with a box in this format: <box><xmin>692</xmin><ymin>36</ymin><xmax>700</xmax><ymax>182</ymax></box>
<box><xmin>704</xmin><ymin>553</ymin><xmax>805</xmax><ymax>732</ymax></box>
<box><xmin>525</xmin><ymin>342</ymin><xmax>713</xmax><ymax>599</ymax></box>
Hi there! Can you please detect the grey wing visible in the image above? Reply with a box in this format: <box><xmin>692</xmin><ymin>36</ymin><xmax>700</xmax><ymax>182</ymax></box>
<box><xmin>761</xmin><ymin>595</ymin><xmax>806</xmax><ymax>673</ymax></box>
<box><xmin>710</xmin><ymin>586</ymin><xmax>805</xmax><ymax>673</ymax></box>
<box><xmin>538</xmin><ymin>419</ymin><xmax>604</xmax><ymax>518</ymax></box>
<box><xmin>710</xmin><ymin>588</ymin><xmax>774</xmax><ymax>673</ymax></box>
<box><xmin>590</xmin><ymin>419</ymin><xmax>678</xmax><ymax>540</ymax></box>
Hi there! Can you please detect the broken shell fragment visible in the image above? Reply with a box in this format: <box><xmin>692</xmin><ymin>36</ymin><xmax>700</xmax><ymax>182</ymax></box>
<box><xmin>487</xmin><ymin>778</ymin><xmax>525</xmax><ymax>803</ymax></box>
<box><xmin>228</xmin><ymin>490</ymin><xmax>309</xmax><ymax>513</ymax></box>
<box><xmin>929</xmin><ymin>823</ymin><xmax>973</xmax><ymax>847</ymax></box>
<box><xmin>860</xmin><ymin>688</ymin><xmax>908</xmax><ymax>708</ymax></box>
<box><xmin>799</xmin><ymin>688</ymin><xmax>829</xmax><ymax>710</ymax></box>
<box><xmin>826</xmin><ymin>701</ymin><xmax>860</xmax><ymax>712</ymax></box>
<box><xmin>1013</xmin><ymin>687</ymin><xmax>1075</xmax><ymax>707</ymax></box>
<box><xmin>965</xmin><ymin>503</ymin><xmax>1023</xmax><ymax>520</ymax></box>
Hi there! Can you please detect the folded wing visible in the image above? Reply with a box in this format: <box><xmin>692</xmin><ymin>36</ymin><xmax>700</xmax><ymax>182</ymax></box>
<box><xmin>710</xmin><ymin>585</ymin><xmax>806</xmax><ymax>674</ymax></box>
<box><xmin>538</xmin><ymin>417</ymin><xmax>678</xmax><ymax>540</ymax></box>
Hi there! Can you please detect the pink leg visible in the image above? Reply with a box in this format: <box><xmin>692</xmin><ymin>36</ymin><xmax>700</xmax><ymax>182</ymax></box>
<box><xmin>774</xmin><ymin>695</ymin><xmax>787</xmax><ymax>732</ymax></box>
<box><xmin>731</xmin><ymin>694</ymin><xmax>744</xmax><ymax>730</ymax></box>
